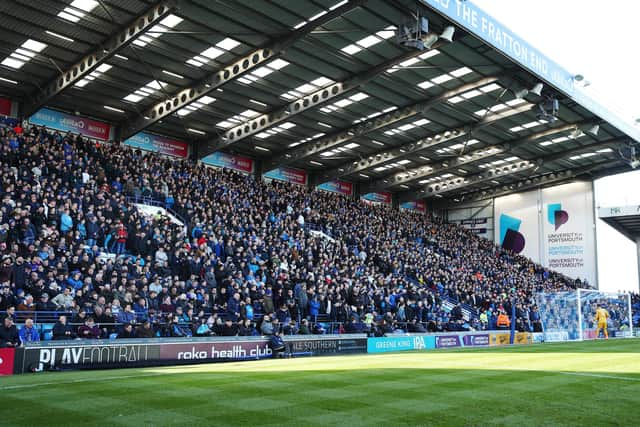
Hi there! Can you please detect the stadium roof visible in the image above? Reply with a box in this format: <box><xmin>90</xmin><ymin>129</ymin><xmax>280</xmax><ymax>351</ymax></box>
<box><xmin>598</xmin><ymin>205</ymin><xmax>640</xmax><ymax>242</ymax></box>
<box><xmin>1</xmin><ymin>0</ymin><xmax>639</xmax><ymax>203</ymax></box>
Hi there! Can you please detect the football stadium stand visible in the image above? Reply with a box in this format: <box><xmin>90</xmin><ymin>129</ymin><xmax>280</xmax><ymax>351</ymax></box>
<box><xmin>0</xmin><ymin>0</ymin><xmax>639</xmax><ymax>347</ymax></box>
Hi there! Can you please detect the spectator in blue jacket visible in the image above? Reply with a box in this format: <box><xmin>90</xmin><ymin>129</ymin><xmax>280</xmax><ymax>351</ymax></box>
<box><xmin>60</xmin><ymin>209</ymin><xmax>73</xmax><ymax>233</ymax></box>
<box><xmin>18</xmin><ymin>318</ymin><xmax>39</xmax><ymax>343</ymax></box>
<box><xmin>118</xmin><ymin>304</ymin><xmax>136</xmax><ymax>325</ymax></box>
<box><xmin>309</xmin><ymin>296</ymin><xmax>320</xmax><ymax>320</ymax></box>
<box><xmin>133</xmin><ymin>298</ymin><xmax>149</xmax><ymax>322</ymax></box>
<box><xmin>227</xmin><ymin>292</ymin><xmax>241</xmax><ymax>321</ymax></box>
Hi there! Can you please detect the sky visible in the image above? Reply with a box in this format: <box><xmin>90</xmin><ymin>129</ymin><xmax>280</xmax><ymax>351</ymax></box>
<box><xmin>472</xmin><ymin>0</ymin><xmax>640</xmax><ymax>292</ymax></box>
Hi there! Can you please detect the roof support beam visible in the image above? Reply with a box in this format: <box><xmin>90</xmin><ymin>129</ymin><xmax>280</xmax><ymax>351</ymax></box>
<box><xmin>405</xmin><ymin>160</ymin><xmax>537</xmax><ymax>200</ymax></box>
<box><xmin>522</xmin><ymin>137</ymin><xmax>623</xmax><ymax>164</ymax></box>
<box><xmin>120</xmin><ymin>0</ymin><xmax>367</xmax><ymax>140</ymax></box>
<box><xmin>399</xmin><ymin>137</ymin><xmax>625</xmax><ymax>202</ymax></box>
<box><xmin>361</xmin><ymin>119</ymin><xmax>576</xmax><ymax>192</ymax></box>
<box><xmin>23</xmin><ymin>0</ymin><xmax>179</xmax><ymax>117</ymax></box>
<box><xmin>265</xmin><ymin>75</ymin><xmax>500</xmax><ymax>172</ymax></box>
<box><xmin>452</xmin><ymin>159</ymin><xmax>620</xmax><ymax>203</ymax></box>
<box><xmin>201</xmin><ymin>41</ymin><xmax>447</xmax><ymax>154</ymax></box>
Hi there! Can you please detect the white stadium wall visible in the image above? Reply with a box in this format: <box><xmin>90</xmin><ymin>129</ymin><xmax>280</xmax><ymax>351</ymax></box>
<box><xmin>494</xmin><ymin>189</ymin><xmax>542</xmax><ymax>264</ymax></box>
<box><xmin>446</xmin><ymin>200</ymin><xmax>494</xmax><ymax>240</ymax></box>
<box><xmin>540</xmin><ymin>182</ymin><xmax>597</xmax><ymax>286</ymax></box>
<box><xmin>493</xmin><ymin>181</ymin><xmax>597</xmax><ymax>286</ymax></box>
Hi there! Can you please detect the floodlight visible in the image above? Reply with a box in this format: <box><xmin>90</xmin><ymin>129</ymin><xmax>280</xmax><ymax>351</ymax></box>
<box><xmin>514</xmin><ymin>89</ymin><xmax>528</xmax><ymax>99</ymax></box>
<box><xmin>530</xmin><ymin>83</ymin><xmax>543</xmax><ymax>96</ymax></box>
<box><xmin>440</xmin><ymin>26</ymin><xmax>455</xmax><ymax>42</ymax></box>
<box><xmin>570</xmin><ymin>128</ymin><xmax>584</xmax><ymax>139</ymax></box>
<box><xmin>586</xmin><ymin>124</ymin><xmax>600</xmax><ymax>136</ymax></box>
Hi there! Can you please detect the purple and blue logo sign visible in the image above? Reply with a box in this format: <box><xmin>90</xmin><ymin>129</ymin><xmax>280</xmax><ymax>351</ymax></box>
<box><xmin>499</xmin><ymin>213</ymin><xmax>525</xmax><ymax>254</ymax></box>
<box><xmin>547</xmin><ymin>203</ymin><xmax>569</xmax><ymax>231</ymax></box>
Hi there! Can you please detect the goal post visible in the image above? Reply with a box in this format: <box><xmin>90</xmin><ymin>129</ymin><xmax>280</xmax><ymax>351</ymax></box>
<box><xmin>535</xmin><ymin>289</ymin><xmax>634</xmax><ymax>342</ymax></box>
<box><xmin>577</xmin><ymin>289</ymin><xmax>634</xmax><ymax>340</ymax></box>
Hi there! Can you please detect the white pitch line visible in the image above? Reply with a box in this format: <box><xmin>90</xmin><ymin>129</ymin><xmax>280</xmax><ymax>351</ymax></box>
<box><xmin>0</xmin><ymin>372</ymin><xmax>170</xmax><ymax>390</ymax></box>
<box><xmin>557</xmin><ymin>371</ymin><xmax>640</xmax><ymax>382</ymax></box>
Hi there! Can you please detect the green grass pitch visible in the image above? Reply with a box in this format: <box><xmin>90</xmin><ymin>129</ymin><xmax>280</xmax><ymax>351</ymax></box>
<box><xmin>1</xmin><ymin>339</ymin><xmax>639</xmax><ymax>426</ymax></box>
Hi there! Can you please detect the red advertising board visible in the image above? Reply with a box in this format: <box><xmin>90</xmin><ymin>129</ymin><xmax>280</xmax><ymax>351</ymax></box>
<box><xmin>201</xmin><ymin>151</ymin><xmax>254</xmax><ymax>173</ymax></box>
<box><xmin>0</xmin><ymin>97</ymin><xmax>12</xmax><ymax>116</ymax></box>
<box><xmin>29</xmin><ymin>108</ymin><xmax>112</xmax><ymax>140</ymax></box>
<box><xmin>0</xmin><ymin>348</ymin><xmax>15</xmax><ymax>376</ymax></box>
<box><xmin>124</xmin><ymin>131</ymin><xmax>189</xmax><ymax>158</ymax></box>
<box><xmin>317</xmin><ymin>180</ymin><xmax>354</xmax><ymax>196</ymax></box>
<box><xmin>400</xmin><ymin>200</ymin><xmax>427</xmax><ymax>213</ymax></box>
<box><xmin>361</xmin><ymin>192</ymin><xmax>392</xmax><ymax>205</ymax></box>
<box><xmin>264</xmin><ymin>167</ymin><xmax>308</xmax><ymax>186</ymax></box>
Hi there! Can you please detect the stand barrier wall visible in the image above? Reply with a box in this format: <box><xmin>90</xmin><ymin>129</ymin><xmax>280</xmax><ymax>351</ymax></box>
<box><xmin>5</xmin><ymin>329</ymin><xmax>635</xmax><ymax>376</ymax></box>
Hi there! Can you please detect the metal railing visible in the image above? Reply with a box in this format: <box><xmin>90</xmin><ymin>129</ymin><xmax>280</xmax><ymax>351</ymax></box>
<box><xmin>1</xmin><ymin>310</ymin><xmax>491</xmax><ymax>340</ymax></box>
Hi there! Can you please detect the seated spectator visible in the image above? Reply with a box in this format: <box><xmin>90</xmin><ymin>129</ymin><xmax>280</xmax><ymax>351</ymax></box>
<box><xmin>117</xmin><ymin>323</ymin><xmax>136</xmax><ymax>339</ymax></box>
<box><xmin>283</xmin><ymin>319</ymin><xmax>298</xmax><ymax>335</ymax></box>
<box><xmin>77</xmin><ymin>317</ymin><xmax>101</xmax><ymax>339</ymax></box>
<box><xmin>260</xmin><ymin>315</ymin><xmax>274</xmax><ymax>336</ymax></box>
<box><xmin>51</xmin><ymin>287</ymin><xmax>74</xmax><ymax>310</ymax></box>
<box><xmin>135</xmin><ymin>320</ymin><xmax>156</xmax><ymax>338</ymax></box>
<box><xmin>17</xmin><ymin>294</ymin><xmax>36</xmax><ymax>315</ymax></box>
<box><xmin>52</xmin><ymin>315</ymin><xmax>76</xmax><ymax>340</ymax></box>
<box><xmin>344</xmin><ymin>316</ymin><xmax>363</xmax><ymax>334</ymax></box>
<box><xmin>118</xmin><ymin>304</ymin><xmax>136</xmax><ymax>325</ymax></box>
<box><xmin>0</xmin><ymin>316</ymin><xmax>20</xmax><ymax>347</ymax></box>
<box><xmin>19</xmin><ymin>318</ymin><xmax>40</xmax><ymax>343</ymax></box>
<box><xmin>298</xmin><ymin>319</ymin><xmax>311</xmax><ymax>335</ymax></box>
<box><xmin>219</xmin><ymin>319</ymin><xmax>238</xmax><ymax>336</ymax></box>
<box><xmin>238</xmin><ymin>319</ymin><xmax>257</xmax><ymax>336</ymax></box>
<box><xmin>268</xmin><ymin>330</ymin><xmax>286</xmax><ymax>358</ymax></box>
<box><xmin>195</xmin><ymin>318</ymin><xmax>214</xmax><ymax>337</ymax></box>
<box><xmin>36</xmin><ymin>293</ymin><xmax>56</xmax><ymax>312</ymax></box>
<box><xmin>407</xmin><ymin>318</ymin><xmax>427</xmax><ymax>333</ymax></box>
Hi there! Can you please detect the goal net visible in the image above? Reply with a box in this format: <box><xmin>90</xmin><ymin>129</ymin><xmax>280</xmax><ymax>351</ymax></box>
<box><xmin>535</xmin><ymin>289</ymin><xmax>633</xmax><ymax>341</ymax></box>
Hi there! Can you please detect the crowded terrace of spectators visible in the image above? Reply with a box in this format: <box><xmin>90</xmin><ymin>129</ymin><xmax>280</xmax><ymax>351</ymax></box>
<box><xmin>0</xmin><ymin>121</ymin><xmax>633</xmax><ymax>343</ymax></box>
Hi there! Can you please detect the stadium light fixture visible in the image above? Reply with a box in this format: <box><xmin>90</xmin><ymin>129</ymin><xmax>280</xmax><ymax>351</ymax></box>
<box><xmin>440</xmin><ymin>26</ymin><xmax>455</xmax><ymax>42</ymax></box>
<box><xmin>514</xmin><ymin>88</ymin><xmax>528</xmax><ymax>99</ymax></box>
<box><xmin>586</xmin><ymin>124</ymin><xmax>600</xmax><ymax>136</ymax></box>
<box><xmin>530</xmin><ymin>83</ymin><xmax>543</xmax><ymax>96</ymax></box>
<box><xmin>514</xmin><ymin>83</ymin><xmax>543</xmax><ymax>99</ymax></box>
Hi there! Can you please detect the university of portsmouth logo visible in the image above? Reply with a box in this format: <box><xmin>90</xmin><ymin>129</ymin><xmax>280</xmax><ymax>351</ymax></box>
<box><xmin>547</xmin><ymin>203</ymin><xmax>569</xmax><ymax>231</ymax></box>
<box><xmin>499</xmin><ymin>213</ymin><xmax>525</xmax><ymax>254</ymax></box>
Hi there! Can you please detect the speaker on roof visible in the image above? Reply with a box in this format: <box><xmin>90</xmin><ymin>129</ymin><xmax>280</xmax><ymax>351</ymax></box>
<box><xmin>536</xmin><ymin>97</ymin><xmax>559</xmax><ymax>122</ymax></box>
<box><xmin>396</xmin><ymin>16</ymin><xmax>437</xmax><ymax>50</ymax></box>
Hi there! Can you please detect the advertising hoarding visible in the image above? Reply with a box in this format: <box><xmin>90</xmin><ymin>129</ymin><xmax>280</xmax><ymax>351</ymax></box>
<box><xmin>124</xmin><ymin>131</ymin><xmax>189</xmax><ymax>158</ymax></box>
<box><xmin>29</xmin><ymin>108</ymin><xmax>113</xmax><ymax>140</ymax></box>
<box><xmin>361</xmin><ymin>192</ymin><xmax>392</xmax><ymax>205</ymax></box>
<box><xmin>201</xmin><ymin>151</ymin><xmax>254</xmax><ymax>173</ymax></box>
<box><xmin>400</xmin><ymin>200</ymin><xmax>427</xmax><ymax>214</ymax></box>
<box><xmin>317</xmin><ymin>180</ymin><xmax>353</xmax><ymax>196</ymax></box>
<box><xmin>367</xmin><ymin>335</ymin><xmax>435</xmax><ymax>353</ymax></box>
<box><xmin>264</xmin><ymin>167</ymin><xmax>308</xmax><ymax>185</ymax></box>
